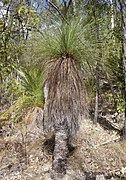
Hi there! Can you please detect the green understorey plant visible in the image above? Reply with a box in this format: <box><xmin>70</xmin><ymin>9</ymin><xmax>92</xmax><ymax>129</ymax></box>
<box><xmin>0</xmin><ymin>66</ymin><xmax>44</xmax><ymax>122</ymax></box>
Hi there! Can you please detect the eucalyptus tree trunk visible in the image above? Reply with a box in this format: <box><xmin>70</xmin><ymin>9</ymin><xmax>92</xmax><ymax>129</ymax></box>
<box><xmin>119</xmin><ymin>0</ymin><xmax>126</xmax><ymax>138</ymax></box>
<box><xmin>72</xmin><ymin>0</ymin><xmax>76</xmax><ymax>14</ymax></box>
<box><xmin>94</xmin><ymin>63</ymin><xmax>99</xmax><ymax>123</ymax></box>
<box><xmin>110</xmin><ymin>0</ymin><xmax>115</xmax><ymax>29</ymax></box>
<box><xmin>92</xmin><ymin>1</ymin><xmax>100</xmax><ymax>123</ymax></box>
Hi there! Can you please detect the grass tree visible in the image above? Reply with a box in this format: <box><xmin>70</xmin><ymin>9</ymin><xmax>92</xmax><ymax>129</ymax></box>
<box><xmin>39</xmin><ymin>19</ymin><xmax>89</xmax><ymax>179</ymax></box>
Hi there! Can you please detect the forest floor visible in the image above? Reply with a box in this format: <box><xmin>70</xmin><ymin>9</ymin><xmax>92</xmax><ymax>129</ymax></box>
<box><xmin>0</xmin><ymin>107</ymin><xmax>126</xmax><ymax>180</ymax></box>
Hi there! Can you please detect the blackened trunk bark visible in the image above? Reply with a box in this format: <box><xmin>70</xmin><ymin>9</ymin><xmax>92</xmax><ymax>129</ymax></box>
<box><xmin>119</xmin><ymin>0</ymin><xmax>126</xmax><ymax>138</ymax></box>
<box><xmin>51</xmin><ymin>125</ymin><xmax>68</xmax><ymax>180</ymax></box>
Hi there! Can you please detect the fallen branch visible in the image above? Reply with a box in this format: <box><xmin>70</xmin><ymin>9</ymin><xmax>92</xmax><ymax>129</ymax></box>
<box><xmin>94</xmin><ymin>137</ymin><xmax>120</xmax><ymax>148</ymax></box>
<box><xmin>98</xmin><ymin>116</ymin><xmax>122</xmax><ymax>133</ymax></box>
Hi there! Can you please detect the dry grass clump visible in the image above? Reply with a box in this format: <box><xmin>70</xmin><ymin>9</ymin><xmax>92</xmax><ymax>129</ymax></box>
<box><xmin>68</xmin><ymin>118</ymin><xmax>126</xmax><ymax>179</ymax></box>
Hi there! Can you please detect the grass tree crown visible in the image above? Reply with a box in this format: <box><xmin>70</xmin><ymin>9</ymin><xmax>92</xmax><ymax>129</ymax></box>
<box><xmin>41</xmin><ymin>19</ymin><xmax>89</xmax><ymax>136</ymax></box>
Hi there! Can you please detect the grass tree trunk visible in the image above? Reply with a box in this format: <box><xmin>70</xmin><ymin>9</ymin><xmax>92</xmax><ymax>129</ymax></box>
<box><xmin>43</xmin><ymin>57</ymin><xmax>88</xmax><ymax>179</ymax></box>
<box><xmin>119</xmin><ymin>0</ymin><xmax>126</xmax><ymax>138</ymax></box>
<box><xmin>51</xmin><ymin>123</ymin><xmax>68</xmax><ymax>179</ymax></box>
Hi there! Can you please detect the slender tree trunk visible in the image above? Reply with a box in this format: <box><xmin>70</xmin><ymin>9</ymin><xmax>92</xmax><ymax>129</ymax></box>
<box><xmin>51</xmin><ymin>124</ymin><xmax>68</xmax><ymax>180</ymax></box>
<box><xmin>92</xmin><ymin>1</ymin><xmax>100</xmax><ymax>123</ymax></box>
<box><xmin>110</xmin><ymin>0</ymin><xmax>115</xmax><ymax>29</ymax></box>
<box><xmin>72</xmin><ymin>0</ymin><xmax>76</xmax><ymax>14</ymax></box>
<box><xmin>106</xmin><ymin>72</ymin><xmax>117</xmax><ymax>114</ymax></box>
<box><xmin>0</xmin><ymin>75</ymin><xmax>3</xmax><ymax>105</ymax></box>
<box><xmin>94</xmin><ymin>63</ymin><xmax>99</xmax><ymax>123</ymax></box>
<box><xmin>119</xmin><ymin>0</ymin><xmax>126</xmax><ymax>138</ymax></box>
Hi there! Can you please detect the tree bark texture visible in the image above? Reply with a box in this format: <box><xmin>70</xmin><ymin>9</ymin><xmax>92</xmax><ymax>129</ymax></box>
<box><xmin>92</xmin><ymin>2</ymin><xmax>100</xmax><ymax>123</ymax></box>
<box><xmin>51</xmin><ymin>123</ymin><xmax>68</xmax><ymax>180</ymax></box>
<box><xmin>94</xmin><ymin>64</ymin><xmax>99</xmax><ymax>123</ymax></box>
<box><xmin>120</xmin><ymin>0</ymin><xmax>126</xmax><ymax>138</ymax></box>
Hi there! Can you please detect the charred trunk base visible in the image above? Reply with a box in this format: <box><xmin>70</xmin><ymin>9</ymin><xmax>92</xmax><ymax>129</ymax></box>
<box><xmin>51</xmin><ymin>125</ymin><xmax>69</xmax><ymax>180</ymax></box>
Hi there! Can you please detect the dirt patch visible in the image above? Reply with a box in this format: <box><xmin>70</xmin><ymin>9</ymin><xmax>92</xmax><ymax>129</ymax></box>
<box><xmin>0</xmin><ymin>108</ymin><xmax>126</xmax><ymax>179</ymax></box>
